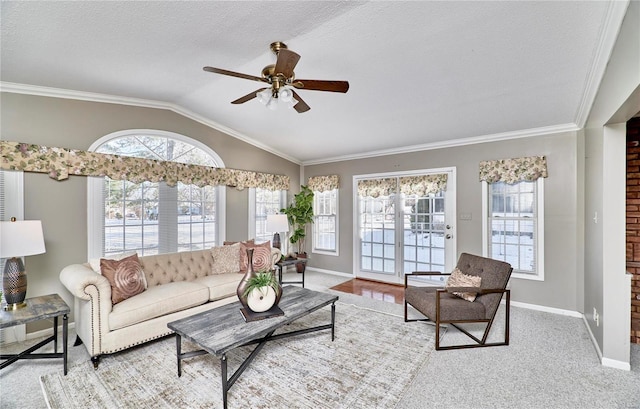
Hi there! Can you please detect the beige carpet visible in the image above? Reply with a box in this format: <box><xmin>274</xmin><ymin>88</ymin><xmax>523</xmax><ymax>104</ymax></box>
<box><xmin>40</xmin><ymin>302</ymin><xmax>437</xmax><ymax>409</ymax></box>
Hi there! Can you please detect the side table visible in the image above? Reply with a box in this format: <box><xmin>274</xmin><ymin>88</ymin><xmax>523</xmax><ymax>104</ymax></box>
<box><xmin>0</xmin><ymin>293</ymin><xmax>69</xmax><ymax>375</ymax></box>
<box><xmin>276</xmin><ymin>258</ymin><xmax>307</xmax><ymax>288</ymax></box>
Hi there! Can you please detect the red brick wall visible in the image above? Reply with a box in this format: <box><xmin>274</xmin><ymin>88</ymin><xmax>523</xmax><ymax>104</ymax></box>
<box><xmin>626</xmin><ymin>117</ymin><xmax>640</xmax><ymax>344</ymax></box>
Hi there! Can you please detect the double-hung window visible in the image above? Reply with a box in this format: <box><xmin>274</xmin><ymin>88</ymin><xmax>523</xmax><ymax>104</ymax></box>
<box><xmin>308</xmin><ymin>175</ymin><xmax>340</xmax><ymax>256</ymax></box>
<box><xmin>313</xmin><ymin>189</ymin><xmax>338</xmax><ymax>255</ymax></box>
<box><xmin>249</xmin><ymin>188</ymin><xmax>286</xmax><ymax>245</ymax></box>
<box><xmin>481</xmin><ymin>156</ymin><xmax>546</xmax><ymax>280</ymax></box>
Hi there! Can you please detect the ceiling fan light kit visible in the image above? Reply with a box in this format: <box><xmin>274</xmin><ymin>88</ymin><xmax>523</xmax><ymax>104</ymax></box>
<box><xmin>203</xmin><ymin>42</ymin><xmax>349</xmax><ymax>113</ymax></box>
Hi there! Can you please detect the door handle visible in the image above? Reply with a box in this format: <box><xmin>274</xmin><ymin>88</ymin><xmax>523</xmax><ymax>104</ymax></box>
<box><xmin>445</xmin><ymin>234</ymin><xmax>453</xmax><ymax>239</ymax></box>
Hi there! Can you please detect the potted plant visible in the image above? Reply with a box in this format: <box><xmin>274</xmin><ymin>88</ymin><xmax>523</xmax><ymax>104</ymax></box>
<box><xmin>281</xmin><ymin>185</ymin><xmax>314</xmax><ymax>258</ymax></box>
<box><xmin>243</xmin><ymin>271</ymin><xmax>281</xmax><ymax>312</ymax></box>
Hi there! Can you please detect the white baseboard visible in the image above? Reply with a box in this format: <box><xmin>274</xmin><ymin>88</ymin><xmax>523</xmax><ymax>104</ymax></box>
<box><xmin>601</xmin><ymin>357</ymin><xmax>631</xmax><ymax>371</ymax></box>
<box><xmin>305</xmin><ymin>267</ymin><xmax>353</xmax><ymax>278</ymax></box>
<box><xmin>509</xmin><ymin>300</ymin><xmax>583</xmax><ymax>318</ymax></box>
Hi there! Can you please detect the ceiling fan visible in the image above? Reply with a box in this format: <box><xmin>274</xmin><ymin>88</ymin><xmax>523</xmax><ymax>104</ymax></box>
<box><xmin>203</xmin><ymin>42</ymin><xmax>349</xmax><ymax>113</ymax></box>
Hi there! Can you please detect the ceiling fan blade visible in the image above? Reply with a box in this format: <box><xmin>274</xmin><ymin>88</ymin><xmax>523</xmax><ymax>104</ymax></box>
<box><xmin>274</xmin><ymin>49</ymin><xmax>301</xmax><ymax>78</ymax></box>
<box><xmin>231</xmin><ymin>88</ymin><xmax>268</xmax><ymax>104</ymax></box>
<box><xmin>291</xmin><ymin>90</ymin><xmax>311</xmax><ymax>113</ymax></box>
<box><xmin>203</xmin><ymin>66</ymin><xmax>268</xmax><ymax>83</ymax></box>
<box><xmin>292</xmin><ymin>79</ymin><xmax>349</xmax><ymax>93</ymax></box>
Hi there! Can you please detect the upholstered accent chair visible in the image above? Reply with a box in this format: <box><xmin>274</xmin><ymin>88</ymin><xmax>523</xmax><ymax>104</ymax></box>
<box><xmin>404</xmin><ymin>253</ymin><xmax>513</xmax><ymax>350</ymax></box>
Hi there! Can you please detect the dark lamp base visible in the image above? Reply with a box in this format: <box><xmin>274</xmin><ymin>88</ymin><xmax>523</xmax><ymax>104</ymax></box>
<box><xmin>272</xmin><ymin>232</ymin><xmax>281</xmax><ymax>249</ymax></box>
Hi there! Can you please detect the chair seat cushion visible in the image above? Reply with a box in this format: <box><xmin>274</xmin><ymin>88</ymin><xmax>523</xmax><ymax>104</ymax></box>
<box><xmin>405</xmin><ymin>286</ymin><xmax>486</xmax><ymax>321</ymax></box>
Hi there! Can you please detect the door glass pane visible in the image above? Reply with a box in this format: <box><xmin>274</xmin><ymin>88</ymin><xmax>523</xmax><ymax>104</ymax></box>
<box><xmin>403</xmin><ymin>193</ymin><xmax>446</xmax><ymax>283</ymax></box>
<box><xmin>360</xmin><ymin>195</ymin><xmax>395</xmax><ymax>275</ymax></box>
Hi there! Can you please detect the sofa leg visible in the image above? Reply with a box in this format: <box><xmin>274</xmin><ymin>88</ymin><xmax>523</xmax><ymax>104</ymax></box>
<box><xmin>73</xmin><ymin>335</ymin><xmax>83</xmax><ymax>346</ymax></box>
<box><xmin>91</xmin><ymin>356</ymin><xmax>100</xmax><ymax>369</ymax></box>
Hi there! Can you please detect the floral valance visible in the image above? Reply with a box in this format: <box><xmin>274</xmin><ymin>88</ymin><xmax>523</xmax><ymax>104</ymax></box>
<box><xmin>0</xmin><ymin>141</ymin><xmax>290</xmax><ymax>190</ymax></box>
<box><xmin>399</xmin><ymin>174</ymin><xmax>448</xmax><ymax>196</ymax></box>
<box><xmin>307</xmin><ymin>175</ymin><xmax>339</xmax><ymax>192</ymax></box>
<box><xmin>358</xmin><ymin>174</ymin><xmax>448</xmax><ymax>198</ymax></box>
<box><xmin>357</xmin><ymin>178</ymin><xmax>397</xmax><ymax>198</ymax></box>
<box><xmin>479</xmin><ymin>156</ymin><xmax>548</xmax><ymax>184</ymax></box>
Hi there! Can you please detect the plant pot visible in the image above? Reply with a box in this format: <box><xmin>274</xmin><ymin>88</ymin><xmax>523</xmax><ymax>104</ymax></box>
<box><xmin>295</xmin><ymin>252</ymin><xmax>307</xmax><ymax>273</ymax></box>
<box><xmin>247</xmin><ymin>286</ymin><xmax>276</xmax><ymax>312</ymax></box>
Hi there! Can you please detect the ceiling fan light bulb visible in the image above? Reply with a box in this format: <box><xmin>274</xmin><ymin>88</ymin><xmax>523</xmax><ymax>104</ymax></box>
<box><xmin>279</xmin><ymin>87</ymin><xmax>293</xmax><ymax>103</ymax></box>
<box><xmin>256</xmin><ymin>88</ymin><xmax>271</xmax><ymax>105</ymax></box>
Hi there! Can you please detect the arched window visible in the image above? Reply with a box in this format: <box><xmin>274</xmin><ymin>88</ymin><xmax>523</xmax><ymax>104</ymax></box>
<box><xmin>87</xmin><ymin>130</ymin><xmax>225</xmax><ymax>259</ymax></box>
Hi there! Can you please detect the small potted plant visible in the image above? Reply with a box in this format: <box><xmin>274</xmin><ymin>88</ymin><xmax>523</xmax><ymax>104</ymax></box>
<box><xmin>243</xmin><ymin>271</ymin><xmax>281</xmax><ymax>312</ymax></box>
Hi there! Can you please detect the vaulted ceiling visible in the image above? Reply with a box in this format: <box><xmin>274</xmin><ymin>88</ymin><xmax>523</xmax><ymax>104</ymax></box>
<box><xmin>0</xmin><ymin>1</ymin><xmax>628</xmax><ymax>164</ymax></box>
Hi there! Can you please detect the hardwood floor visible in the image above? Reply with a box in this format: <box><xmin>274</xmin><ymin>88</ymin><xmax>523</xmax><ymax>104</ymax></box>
<box><xmin>330</xmin><ymin>278</ymin><xmax>405</xmax><ymax>305</ymax></box>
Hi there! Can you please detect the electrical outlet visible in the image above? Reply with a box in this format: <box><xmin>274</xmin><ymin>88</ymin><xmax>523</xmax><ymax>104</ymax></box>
<box><xmin>592</xmin><ymin>307</ymin><xmax>600</xmax><ymax>327</ymax></box>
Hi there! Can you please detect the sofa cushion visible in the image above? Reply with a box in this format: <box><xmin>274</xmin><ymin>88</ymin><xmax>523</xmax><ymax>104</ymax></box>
<box><xmin>100</xmin><ymin>254</ymin><xmax>147</xmax><ymax>304</ymax></box>
<box><xmin>193</xmin><ymin>273</ymin><xmax>243</xmax><ymax>301</ymax></box>
<box><xmin>109</xmin><ymin>281</ymin><xmax>209</xmax><ymax>331</ymax></box>
<box><xmin>210</xmin><ymin>243</ymin><xmax>240</xmax><ymax>274</ymax></box>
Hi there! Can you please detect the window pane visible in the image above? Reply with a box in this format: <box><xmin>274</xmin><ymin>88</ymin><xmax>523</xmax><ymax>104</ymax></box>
<box><xmin>313</xmin><ymin>189</ymin><xmax>338</xmax><ymax>253</ymax></box>
<box><xmin>488</xmin><ymin>181</ymin><xmax>539</xmax><ymax>275</ymax></box>
<box><xmin>97</xmin><ymin>134</ymin><xmax>220</xmax><ymax>256</ymax></box>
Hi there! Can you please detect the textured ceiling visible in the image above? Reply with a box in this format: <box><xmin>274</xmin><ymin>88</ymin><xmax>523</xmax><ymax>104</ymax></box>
<box><xmin>0</xmin><ymin>1</ymin><xmax>625</xmax><ymax>164</ymax></box>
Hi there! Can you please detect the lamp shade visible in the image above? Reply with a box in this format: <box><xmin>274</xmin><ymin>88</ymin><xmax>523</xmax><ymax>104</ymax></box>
<box><xmin>0</xmin><ymin>220</ymin><xmax>46</xmax><ymax>258</ymax></box>
<box><xmin>266</xmin><ymin>214</ymin><xmax>289</xmax><ymax>233</ymax></box>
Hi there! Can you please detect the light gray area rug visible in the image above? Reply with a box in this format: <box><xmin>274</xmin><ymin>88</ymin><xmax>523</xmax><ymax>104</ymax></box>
<box><xmin>40</xmin><ymin>302</ymin><xmax>436</xmax><ymax>409</ymax></box>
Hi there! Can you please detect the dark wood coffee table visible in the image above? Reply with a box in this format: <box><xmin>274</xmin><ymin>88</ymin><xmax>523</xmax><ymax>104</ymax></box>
<box><xmin>167</xmin><ymin>286</ymin><xmax>338</xmax><ymax>409</ymax></box>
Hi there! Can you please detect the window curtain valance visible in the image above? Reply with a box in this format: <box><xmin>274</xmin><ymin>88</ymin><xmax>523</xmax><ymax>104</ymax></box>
<box><xmin>307</xmin><ymin>175</ymin><xmax>339</xmax><ymax>192</ymax></box>
<box><xmin>479</xmin><ymin>156</ymin><xmax>548</xmax><ymax>184</ymax></box>
<box><xmin>0</xmin><ymin>141</ymin><xmax>290</xmax><ymax>190</ymax></box>
<box><xmin>357</xmin><ymin>178</ymin><xmax>397</xmax><ymax>198</ymax></box>
<box><xmin>357</xmin><ymin>174</ymin><xmax>447</xmax><ymax>198</ymax></box>
<box><xmin>399</xmin><ymin>174</ymin><xmax>448</xmax><ymax>196</ymax></box>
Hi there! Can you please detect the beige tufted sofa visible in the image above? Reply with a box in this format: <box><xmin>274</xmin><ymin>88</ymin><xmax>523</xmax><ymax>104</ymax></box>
<box><xmin>60</xmin><ymin>247</ymin><xmax>281</xmax><ymax>368</ymax></box>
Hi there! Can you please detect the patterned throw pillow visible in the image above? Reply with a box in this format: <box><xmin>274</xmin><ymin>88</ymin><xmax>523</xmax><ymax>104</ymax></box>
<box><xmin>210</xmin><ymin>242</ymin><xmax>241</xmax><ymax>274</ymax></box>
<box><xmin>445</xmin><ymin>268</ymin><xmax>482</xmax><ymax>302</ymax></box>
<box><xmin>100</xmin><ymin>253</ymin><xmax>147</xmax><ymax>304</ymax></box>
<box><xmin>251</xmin><ymin>247</ymin><xmax>272</xmax><ymax>272</ymax></box>
<box><xmin>239</xmin><ymin>241</ymin><xmax>271</xmax><ymax>273</ymax></box>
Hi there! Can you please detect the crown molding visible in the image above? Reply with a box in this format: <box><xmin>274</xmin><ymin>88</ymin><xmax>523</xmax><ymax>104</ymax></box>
<box><xmin>574</xmin><ymin>0</ymin><xmax>630</xmax><ymax>128</ymax></box>
<box><xmin>0</xmin><ymin>82</ymin><xmax>302</xmax><ymax>165</ymax></box>
<box><xmin>302</xmin><ymin>123</ymin><xmax>580</xmax><ymax>166</ymax></box>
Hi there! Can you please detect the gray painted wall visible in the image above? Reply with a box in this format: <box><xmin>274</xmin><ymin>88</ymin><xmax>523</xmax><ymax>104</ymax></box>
<box><xmin>305</xmin><ymin>131</ymin><xmax>583</xmax><ymax>311</ymax></box>
<box><xmin>1</xmin><ymin>93</ymin><xmax>300</xmax><ymax>330</ymax></box>
<box><xmin>584</xmin><ymin>0</ymin><xmax>639</xmax><ymax>365</ymax></box>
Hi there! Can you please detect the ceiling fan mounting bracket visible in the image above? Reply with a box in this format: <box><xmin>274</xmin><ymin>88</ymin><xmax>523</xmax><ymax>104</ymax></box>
<box><xmin>270</xmin><ymin>41</ymin><xmax>288</xmax><ymax>55</ymax></box>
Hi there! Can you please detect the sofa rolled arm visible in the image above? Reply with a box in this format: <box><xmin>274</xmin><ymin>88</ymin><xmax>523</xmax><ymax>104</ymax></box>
<box><xmin>60</xmin><ymin>263</ymin><xmax>111</xmax><ymax>301</ymax></box>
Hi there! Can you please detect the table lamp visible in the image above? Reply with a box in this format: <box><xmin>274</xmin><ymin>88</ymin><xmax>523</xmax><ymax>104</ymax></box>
<box><xmin>0</xmin><ymin>218</ymin><xmax>46</xmax><ymax>310</ymax></box>
<box><xmin>266</xmin><ymin>214</ymin><xmax>289</xmax><ymax>250</ymax></box>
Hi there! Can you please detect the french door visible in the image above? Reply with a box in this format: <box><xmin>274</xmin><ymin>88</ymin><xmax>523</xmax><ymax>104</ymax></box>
<box><xmin>354</xmin><ymin>168</ymin><xmax>456</xmax><ymax>285</ymax></box>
